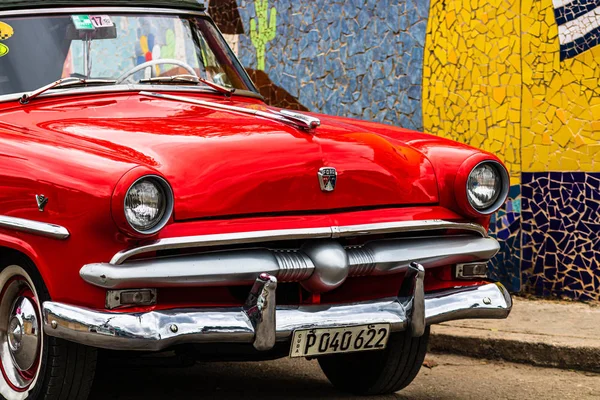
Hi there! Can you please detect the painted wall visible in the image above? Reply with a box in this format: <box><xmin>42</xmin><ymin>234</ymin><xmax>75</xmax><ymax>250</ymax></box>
<box><xmin>212</xmin><ymin>0</ymin><xmax>600</xmax><ymax>300</ymax></box>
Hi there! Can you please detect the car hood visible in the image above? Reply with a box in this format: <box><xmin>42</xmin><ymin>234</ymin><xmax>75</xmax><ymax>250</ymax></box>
<box><xmin>2</xmin><ymin>92</ymin><xmax>439</xmax><ymax>221</ymax></box>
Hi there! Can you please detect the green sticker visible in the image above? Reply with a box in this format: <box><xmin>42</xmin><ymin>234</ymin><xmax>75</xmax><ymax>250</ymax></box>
<box><xmin>0</xmin><ymin>43</ymin><xmax>8</xmax><ymax>57</ymax></box>
<box><xmin>71</xmin><ymin>15</ymin><xmax>94</xmax><ymax>30</ymax></box>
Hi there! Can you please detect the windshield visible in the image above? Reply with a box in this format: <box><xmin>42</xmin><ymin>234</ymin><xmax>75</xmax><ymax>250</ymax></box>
<box><xmin>0</xmin><ymin>12</ymin><xmax>255</xmax><ymax>96</ymax></box>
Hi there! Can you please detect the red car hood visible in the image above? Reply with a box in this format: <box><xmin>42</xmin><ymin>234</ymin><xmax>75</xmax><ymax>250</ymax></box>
<box><xmin>4</xmin><ymin>92</ymin><xmax>439</xmax><ymax>221</ymax></box>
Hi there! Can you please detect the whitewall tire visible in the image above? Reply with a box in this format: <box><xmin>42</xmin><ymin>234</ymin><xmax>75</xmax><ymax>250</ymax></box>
<box><xmin>0</xmin><ymin>254</ymin><xmax>97</xmax><ymax>400</ymax></box>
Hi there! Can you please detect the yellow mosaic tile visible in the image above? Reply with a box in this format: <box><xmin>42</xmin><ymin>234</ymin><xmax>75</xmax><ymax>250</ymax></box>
<box><xmin>422</xmin><ymin>0</ymin><xmax>522</xmax><ymax>184</ymax></box>
<box><xmin>522</xmin><ymin>0</ymin><xmax>600</xmax><ymax>172</ymax></box>
<box><xmin>423</xmin><ymin>0</ymin><xmax>600</xmax><ymax>179</ymax></box>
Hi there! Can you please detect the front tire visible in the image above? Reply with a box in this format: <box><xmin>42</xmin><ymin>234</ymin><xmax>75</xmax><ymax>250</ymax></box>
<box><xmin>0</xmin><ymin>254</ymin><xmax>97</xmax><ymax>400</ymax></box>
<box><xmin>318</xmin><ymin>328</ymin><xmax>429</xmax><ymax>395</ymax></box>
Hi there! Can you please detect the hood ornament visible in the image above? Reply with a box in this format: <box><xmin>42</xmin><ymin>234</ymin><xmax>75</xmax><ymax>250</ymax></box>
<box><xmin>278</xmin><ymin>109</ymin><xmax>320</xmax><ymax>131</ymax></box>
<box><xmin>140</xmin><ymin>92</ymin><xmax>320</xmax><ymax>133</ymax></box>
<box><xmin>318</xmin><ymin>167</ymin><xmax>337</xmax><ymax>192</ymax></box>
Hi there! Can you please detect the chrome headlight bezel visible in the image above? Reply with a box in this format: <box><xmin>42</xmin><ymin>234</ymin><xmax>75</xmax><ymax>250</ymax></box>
<box><xmin>465</xmin><ymin>161</ymin><xmax>509</xmax><ymax>215</ymax></box>
<box><xmin>123</xmin><ymin>175</ymin><xmax>174</xmax><ymax>235</ymax></box>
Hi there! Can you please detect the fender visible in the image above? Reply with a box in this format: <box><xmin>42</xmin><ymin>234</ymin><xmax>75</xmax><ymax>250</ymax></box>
<box><xmin>0</xmin><ymin>232</ymin><xmax>53</xmax><ymax>293</ymax></box>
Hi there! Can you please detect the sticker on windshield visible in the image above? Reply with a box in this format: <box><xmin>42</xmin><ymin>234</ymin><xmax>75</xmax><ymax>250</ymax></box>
<box><xmin>0</xmin><ymin>21</ymin><xmax>12</xmax><ymax>58</ymax></box>
<box><xmin>0</xmin><ymin>21</ymin><xmax>14</xmax><ymax>40</ymax></box>
<box><xmin>89</xmin><ymin>15</ymin><xmax>114</xmax><ymax>28</ymax></box>
<box><xmin>71</xmin><ymin>15</ymin><xmax>95</xmax><ymax>30</ymax></box>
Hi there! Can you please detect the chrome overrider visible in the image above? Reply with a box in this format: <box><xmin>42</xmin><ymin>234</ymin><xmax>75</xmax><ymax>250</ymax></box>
<box><xmin>42</xmin><ymin>276</ymin><xmax>512</xmax><ymax>352</ymax></box>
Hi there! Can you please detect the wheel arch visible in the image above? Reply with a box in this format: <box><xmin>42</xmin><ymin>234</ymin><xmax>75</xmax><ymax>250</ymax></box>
<box><xmin>0</xmin><ymin>234</ymin><xmax>54</xmax><ymax>298</ymax></box>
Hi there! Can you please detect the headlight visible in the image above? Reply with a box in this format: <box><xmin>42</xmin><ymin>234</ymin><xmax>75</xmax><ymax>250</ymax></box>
<box><xmin>124</xmin><ymin>176</ymin><xmax>173</xmax><ymax>234</ymax></box>
<box><xmin>466</xmin><ymin>161</ymin><xmax>509</xmax><ymax>214</ymax></box>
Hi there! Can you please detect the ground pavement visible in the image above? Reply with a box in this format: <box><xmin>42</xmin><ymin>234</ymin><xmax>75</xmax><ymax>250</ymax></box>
<box><xmin>90</xmin><ymin>353</ymin><xmax>599</xmax><ymax>399</ymax></box>
<box><xmin>430</xmin><ymin>296</ymin><xmax>600</xmax><ymax>372</ymax></box>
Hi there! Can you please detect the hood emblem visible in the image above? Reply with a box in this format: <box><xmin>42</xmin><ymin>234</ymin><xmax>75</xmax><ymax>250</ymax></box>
<box><xmin>36</xmin><ymin>194</ymin><xmax>48</xmax><ymax>212</ymax></box>
<box><xmin>318</xmin><ymin>167</ymin><xmax>337</xmax><ymax>192</ymax></box>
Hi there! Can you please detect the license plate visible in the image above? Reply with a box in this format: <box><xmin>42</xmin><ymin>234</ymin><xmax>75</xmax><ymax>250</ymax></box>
<box><xmin>289</xmin><ymin>324</ymin><xmax>390</xmax><ymax>358</ymax></box>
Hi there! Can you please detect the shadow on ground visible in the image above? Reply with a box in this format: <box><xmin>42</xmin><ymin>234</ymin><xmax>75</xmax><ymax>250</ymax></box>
<box><xmin>90</xmin><ymin>355</ymin><xmax>405</xmax><ymax>400</ymax></box>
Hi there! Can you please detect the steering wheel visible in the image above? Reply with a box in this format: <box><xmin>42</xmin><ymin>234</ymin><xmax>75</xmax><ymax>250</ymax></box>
<box><xmin>116</xmin><ymin>59</ymin><xmax>197</xmax><ymax>84</ymax></box>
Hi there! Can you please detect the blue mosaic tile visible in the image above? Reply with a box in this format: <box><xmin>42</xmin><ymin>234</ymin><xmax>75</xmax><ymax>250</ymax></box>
<box><xmin>234</xmin><ymin>0</ymin><xmax>430</xmax><ymax>130</ymax></box>
<box><xmin>522</xmin><ymin>172</ymin><xmax>600</xmax><ymax>301</ymax></box>
<box><xmin>488</xmin><ymin>184</ymin><xmax>522</xmax><ymax>292</ymax></box>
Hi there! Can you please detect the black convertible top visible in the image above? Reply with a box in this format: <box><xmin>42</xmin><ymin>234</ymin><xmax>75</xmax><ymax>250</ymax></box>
<box><xmin>0</xmin><ymin>0</ymin><xmax>206</xmax><ymax>12</ymax></box>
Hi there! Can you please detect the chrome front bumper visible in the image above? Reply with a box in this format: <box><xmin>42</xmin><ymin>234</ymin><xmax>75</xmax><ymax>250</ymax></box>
<box><xmin>42</xmin><ymin>278</ymin><xmax>512</xmax><ymax>352</ymax></box>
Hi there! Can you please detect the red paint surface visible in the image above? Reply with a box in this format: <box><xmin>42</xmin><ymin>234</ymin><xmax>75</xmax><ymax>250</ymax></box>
<box><xmin>0</xmin><ymin>91</ymin><xmax>506</xmax><ymax>310</ymax></box>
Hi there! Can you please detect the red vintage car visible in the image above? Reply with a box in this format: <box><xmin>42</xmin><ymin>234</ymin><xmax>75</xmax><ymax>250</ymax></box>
<box><xmin>0</xmin><ymin>1</ymin><xmax>511</xmax><ymax>399</ymax></box>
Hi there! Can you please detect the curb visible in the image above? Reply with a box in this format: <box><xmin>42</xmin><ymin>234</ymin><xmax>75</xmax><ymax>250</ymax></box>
<box><xmin>429</xmin><ymin>333</ymin><xmax>600</xmax><ymax>373</ymax></box>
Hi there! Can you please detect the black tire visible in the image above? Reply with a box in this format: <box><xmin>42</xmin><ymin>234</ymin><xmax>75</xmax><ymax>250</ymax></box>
<box><xmin>0</xmin><ymin>253</ymin><xmax>97</xmax><ymax>400</ymax></box>
<box><xmin>318</xmin><ymin>327</ymin><xmax>430</xmax><ymax>395</ymax></box>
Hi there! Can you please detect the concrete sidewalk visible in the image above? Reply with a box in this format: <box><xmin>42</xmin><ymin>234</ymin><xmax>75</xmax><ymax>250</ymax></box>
<box><xmin>429</xmin><ymin>296</ymin><xmax>600</xmax><ymax>373</ymax></box>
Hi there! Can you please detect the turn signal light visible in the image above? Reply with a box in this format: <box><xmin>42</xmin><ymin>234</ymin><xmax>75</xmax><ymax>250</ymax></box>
<box><xmin>456</xmin><ymin>262</ymin><xmax>488</xmax><ymax>279</ymax></box>
<box><xmin>106</xmin><ymin>289</ymin><xmax>157</xmax><ymax>309</ymax></box>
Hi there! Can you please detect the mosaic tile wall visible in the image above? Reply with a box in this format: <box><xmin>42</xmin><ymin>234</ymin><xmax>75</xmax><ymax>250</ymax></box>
<box><xmin>422</xmin><ymin>0</ymin><xmax>522</xmax><ymax>184</ymax></box>
<box><xmin>214</xmin><ymin>0</ymin><xmax>600</xmax><ymax>300</ymax></box>
<box><xmin>521</xmin><ymin>0</ymin><xmax>599</xmax><ymax>173</ymax></box>
<box><xmin>420</xmin><ymin>0</ymin><xmax>599</xmax><ymax>299</ymax></box>
<box><xmin>232</xmin><ymin>0</ymin><xmax>430</xmax><ymax>130</ymax></box>
<box><xmin>489</xmin><ymin>186</ymin><xmax>522</xmax><ymax>292</ymax></box>
<box><xmin>420</xmin><ymin>0</ymin><xmax>524</xmax><ymax>293</ymax></box>
<box><xmin>518</xmin><ymin>0</ymin><xmax>600</xmax><ymax>299</ymax></box>
<box><xmin>521</xmin><ymin>173</ymin><xmax>600</xmax><ymax>301</ymax></box>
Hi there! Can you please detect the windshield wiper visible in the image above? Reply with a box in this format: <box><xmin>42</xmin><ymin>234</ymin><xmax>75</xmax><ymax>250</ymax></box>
<box><xmin>139</xmin><ymin>74</ymin><xmax>236</xmax><ymax>97</ymax></box>
<box><xmin>19</xmin><ymin>77</ymin><xmax>118</xmax><ymax>104</ymax></box>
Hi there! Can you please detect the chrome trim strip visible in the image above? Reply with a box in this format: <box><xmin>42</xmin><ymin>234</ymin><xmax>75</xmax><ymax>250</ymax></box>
<box><xmin>0</xmin><ymin>7</ymin><xmax>207</xmax><ymax>17</ymax></box>
<box><xmin>140</xmin><ymin>91</ymin><xmax>318</xmax><ymax>131</ymax></box>
<box><xmin>42</xmin><ymin>283</ymin><xmax>511</xmax><ymax>352</ymax></box>
<box><xmin>83</xmin><ymin>236</ymin><xmax>499</xmax><ymax>290</ymax></box>
<box><xmin>110</xmin><ymin>227</ymin><xmax>333</xmax><ymax>265</ymax></box>
<box><xmin>0</xmin><ymin>216</ymin><xmax>69</xmax><ymax>240</ymax></box>
<box><xmin>335</xmin><ymin>219</ymin><xmax>487</xmax><ymax>237</ymax></box>
<box><xmin>110</xmin><ymin>219</ymin><xmax>488</xmax><ymax>265</ymax></box>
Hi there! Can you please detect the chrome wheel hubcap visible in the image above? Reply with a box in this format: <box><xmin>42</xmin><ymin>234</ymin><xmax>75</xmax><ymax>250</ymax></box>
<box><xmin>7</xmin><ymin>296</ymin><xmax>38</xmax><ymax>371</ymax></box>
<box><xmin>8</xmin><ymin>316</ymin><xmax>22</xmax><ymax>352</ymax></box>
<box><xmin>0</xmin><ymin>275</ymin><xmax>41</xmax><ymax>391</ymax></box>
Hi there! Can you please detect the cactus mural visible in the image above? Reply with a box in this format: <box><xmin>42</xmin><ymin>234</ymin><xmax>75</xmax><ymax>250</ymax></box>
<box><xmin>249</xmin><ymin>0</ymin><xmax>276</xmax><ymax>70</ymax></box>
